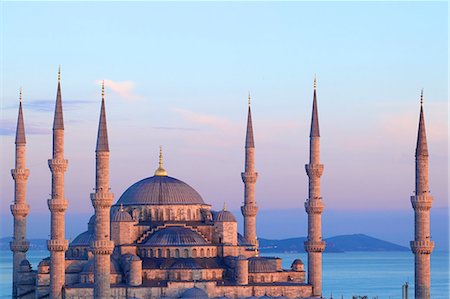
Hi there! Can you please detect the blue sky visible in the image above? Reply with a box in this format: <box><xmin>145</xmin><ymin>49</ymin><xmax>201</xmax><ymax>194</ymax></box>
<box><xmin>0</xmin><ymin>2</ymin><xmax>448</xmax><ymax>246</ymax></box>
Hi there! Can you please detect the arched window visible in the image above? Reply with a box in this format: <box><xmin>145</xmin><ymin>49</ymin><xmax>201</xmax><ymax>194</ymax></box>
<box><xmin>212</xmin><ymin>271</ymin><xmax>216</xmax><ymax>279</ymax></box>
<box><xmin>261</xmin><ymin>276</ymin><xmax>265</xmax><ymax>282</ymax></box>
<box><xmin>207</xmin><ymin>248</ymin><xmax>210</xmax><ymax>256</ymax></box>
<box><xmin>157</xmin><ymin>249</ymin><xmax>162</xmax><ymax>258</ymax></box>
<box><xmin>192</xmin><ymin>249</ymin><xmax>197</xmax><ymax>257</ymax></box>
<box><xmin>166</xmin><ymin>249</ymin><xmax>171</xmax><ymax>258</ymax></box>
<box><xmin>200</xmin><ymin>248</ymin><xmax>205</xmax><ymax>257</ymax></box>
<box><xmin>184</xmin><ymin>249</ymin><xmax>189</xmax><ymax>258</ymax></box>
<box><xmin>175</xmin><ymin>249</ymin><xmax>180</xmax><ymax>258</ymax></box>
<box><xmin>149</xmin><ymin>249</ymin><xmax>153</xmax><ymax>257</ymax></box>
<box><xmin>187</xmin><ymin>209</ymin><xmax>191</xmax><ymax>220</ymax></box>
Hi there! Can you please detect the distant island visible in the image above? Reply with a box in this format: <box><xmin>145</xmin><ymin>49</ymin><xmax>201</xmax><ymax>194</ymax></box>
<box><xmin>1</xmin><ymin>233</ymin><xmax>409</xmax><ymax>252</ymax></box>
<box><xmin>259</xmin><ymin>234</ymin><xmax>409</xmax><ymax>253</ymax></box>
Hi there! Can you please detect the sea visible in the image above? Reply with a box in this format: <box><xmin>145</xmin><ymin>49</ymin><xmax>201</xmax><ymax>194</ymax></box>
<box><xmin>0</xmin><ymin>250</ymin><xmax>448</xmax><ymax>299</ymax></box>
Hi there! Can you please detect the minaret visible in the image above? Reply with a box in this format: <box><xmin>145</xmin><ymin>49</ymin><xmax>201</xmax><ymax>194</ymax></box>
<box><xmin>47</xmin><ymin>67</ymin><xmax>69</xmax><ymax>299</ymax></box>
<box><xmin>10</xmin><ymin>89</ymin><xmax>30</xmax><ymax>299</ymax></box>
<box><xmin>410</xmin><ymin>90</ymin><xmax>434</xmax><ymax>299</ymax></box>
<box><xmin>304</xmin><ymin>77</ymin><xmax>325</xmax><ymax>297</ymax></box>
<box><xmin>90</xmin><ymin>81</ymin><xmax>115</xmax><ymax>299</ymax></box>
<box><xmin>241</xmin><ymin>93</ymin><xmax>259</xmax><ymax>248</ymax></box>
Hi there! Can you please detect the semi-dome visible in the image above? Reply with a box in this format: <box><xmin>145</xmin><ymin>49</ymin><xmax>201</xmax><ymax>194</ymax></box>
<box><xmin>144</xmin><ymin>226</ymin><xmax>208</xmax><ymax>246</ymax></box>
<box><xmin>70</xmin><ymin>230</ymin><xmax>93</xmax><ymax>246</ymax></box>
<box><xmin>117</xmin><ymin>175</ymin><xmax>205</xmax><ymax>206</ymax></box>
<box><xmin>180</xmin><ymin>287</ymin><xmax>208</xmax><ymax>299</ymax></box>
<box><xmin>214</xmin><ymin>209</ymin><xmax>236</xmax><ymax>222</ymax></box>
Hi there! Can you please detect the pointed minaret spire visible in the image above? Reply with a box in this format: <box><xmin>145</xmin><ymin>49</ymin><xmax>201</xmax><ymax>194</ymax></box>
<box><xmin>245</xmin><ymin>94</ymin><xmax>255</xmax><ymax>148</ymax></box>
<box><xmin>91</xmin><ymin>82</ymin><xmax>115</xmax><ymax>298</ymax></box>
<box><xmin>154</xmin><ymin>146</ymin><xmax>168</xmax><ymax>176</ymax></box>
<box><xmin>96</xmin><ymin>81</ymin><xmax>109</xmax><ymax>152</ymax></box>
<box><xmin>241</xmin><ymin>93</ymin><xmax>259</xmax><ymax>249</ymax></box>
<box><xmin>410</xmin><ymin>89</ymin><xmax>434</xmax><ymax>299</ymax></box>
<box><xmin>15</xmin><ymin>88</ymin><xmax>26</xmax><ymax>145</ymax></box>
<box><xmin>10</xmin><ymin>87</ymin><xmax>30</xmax><ymax>298</ymax></box>
<box><xmin>53</xmin><ymin>66</ymin><xmax>64</xmax><ymax>130</ymax></box>
<box><xmin>47</xmin><ymin>66</ymin><xmax>69</xmax><ymax>299</ymax></box>
<box><xmin>416</xmin><ymin>89</ymin><xmax>428</xmax><ymax>157</ymax></box>
<box><xmin>310</xmin><ymin>76</ymin><xmax>320</xmax><ymax>138</ymax></box>
<box><xmin>305</xmin><ymin>76</ymin><xmax>325</xmax><ymax>297</ymax></box>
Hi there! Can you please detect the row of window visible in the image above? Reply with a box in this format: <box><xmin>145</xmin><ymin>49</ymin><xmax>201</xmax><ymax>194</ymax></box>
<box><xmin>138</xmin><ymin>247</ymin><xmax>216</xmax><ymax>258</ymax></box>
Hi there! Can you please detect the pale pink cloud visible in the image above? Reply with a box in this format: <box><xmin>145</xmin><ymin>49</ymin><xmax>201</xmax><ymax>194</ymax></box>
<box><xmin>96</xmin><ymin>79</ymin><xmax>143</xmax><ymax>101</ymax></box>
<box><xmin>173</xmin><ymin>108</ymin><xmax>237</xmax><ymax>132</ymax></box>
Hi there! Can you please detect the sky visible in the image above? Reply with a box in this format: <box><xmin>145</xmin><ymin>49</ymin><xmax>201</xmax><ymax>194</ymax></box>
<box><xmin>0</xmin><ymin>1</ymin><xmax>448</xmax><ymax>249</ymax></box>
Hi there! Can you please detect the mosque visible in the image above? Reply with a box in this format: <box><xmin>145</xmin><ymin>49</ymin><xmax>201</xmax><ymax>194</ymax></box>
<box><xmin>10</xmin><ymin>70</ymin><xmax>433</xmax><ymax>299</ymax></box>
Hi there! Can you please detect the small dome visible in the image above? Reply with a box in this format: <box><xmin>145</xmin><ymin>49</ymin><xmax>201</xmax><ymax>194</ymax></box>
<box><xmin>144</xmin><ymin>226</ymin><xmax>208</xmax><ymax>246</ymax></box>
<box><xmin>248</xmin><ymin>257</ymin><xmax>276</xmax><ymax>273</ymax></box>
<box><xmin>20</xmin><ymin>259</ymin><xmax>31</xmax><ymax>267</ymax></box>
<box><xmin>112</xmin><ymin>207</ymin><xmax>133</xmax><ymax>222</ymax></box>
<box><xmin>292</xmin><ymin>259</ymin><xmax>304</xmax><ymax>265</ymax></box>
<box><xmin>82</xmin><ymin>258</ymin><xmax>121</xmax><ymax>274</ymax></box>
<box><xmin>214</xmin><ymin>209</ymin><xmax>236</xmax><ymax>222</ymax></box>
<box><xmin>180</xmin><ymin>287</ymin><xmax>208</xmax><ymax>299</ymax></box>
<box><xmin>70</xmin><ymin>230</ymin><xmax>93</xmax><ymax>246</ymax></box>
<box><xmin>117</xmin><ymin>175</ymin><xmax>205</xmax><ymax>206</ymax></box>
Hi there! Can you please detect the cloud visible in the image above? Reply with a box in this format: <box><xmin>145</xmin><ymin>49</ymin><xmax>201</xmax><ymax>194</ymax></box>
<box><xmin>0</xmin><ymin>119</ymin><xmax>50</xmax><ymax>136</ymax></box>
<box><xmin>152</xmin><ymin>126</ymin><xmax>199</xmax><ymax>131</ymax></box>
<box><xmin>3</xmin><ymin>100</ymin><xmax>93</xmax><ymax>112</ymax></box>
<box><xmin>98</xmin><ymin>79</ymin><xmax>143</xmax><ymax>101</ymax></box>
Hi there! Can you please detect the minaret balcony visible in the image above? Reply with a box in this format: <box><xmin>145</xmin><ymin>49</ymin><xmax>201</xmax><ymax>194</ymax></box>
<box><xmin>304</xmin><ymin>241</ymin><xmax>326</xmax><ymax>253</ymax></box>
<box><xmin>241</xmin><ymin>172</ymin><xmax>258</xmax><ymax>184</ymax></box>
<box><xmin>410</xmin><ymin>240</ymin><xmax>434</xmax><ymax>254</ymax></box>
<box><xmin>10</xmin><ymin>240</ymin><xmax>29</xmax><ymax>252</ymax></box>
<box><xmin>90</xmin><ymin>240</ymin><xmax>114</xmax><ymax>255</ymax></box>
<box><xmin>305</xmin><ymin>164</ymin><xmax>324</xmax><ymax>178</ymax></box>
<box><xmin>10</xmin><ymin>203</ymin><xmax>30</xmax><ymax>217</ymax></box>
<box><xmin>411</xmin><ymin>195</ymin><xmax>433</xmax><ymax>211</ymax></box>
<box><xmin>10</xmin><ymin>168</ymin><xmax>30</xmax><ymax>180</ymax></box>
<box><xmin>304</xmin><ymin>200</ymin><xmax>325</xmax><ymax>214</ymax></box>
<box><xmin>241</xmin><ymin>205</ymin><xmax>259</xmax><ymax>217</ymax></box>
<box><xmin>90</xmin><ymin>192</ymin><xmax>114</xmax><ymax>209</ymax></box>
<box><xmin>47</xmin><ymin>239</ymin><xmax>69</xmax><ymax>252</ymax></box>
<box><xmin>47</xmin><ymin>198</ymin><xmax>68</xmax><ymax>212</ymax></box>
<box><xmin>48</xmin><ymin>159</ymin><xmax>68</xmax><ymax>173</ymax></box>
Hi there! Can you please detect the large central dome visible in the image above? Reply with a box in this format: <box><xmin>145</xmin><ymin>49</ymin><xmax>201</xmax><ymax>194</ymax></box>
<box><xmin>117</xmin><ymin>175</ymin><xmax>205</xmax><ymax>206</ymax></box>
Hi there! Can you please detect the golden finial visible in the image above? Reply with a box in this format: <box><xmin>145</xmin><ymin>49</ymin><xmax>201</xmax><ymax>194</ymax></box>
<box><xmin>223</xmin><ymin>202</ymin><xmax>227</xmax><ymax>211</ymax></box>
<box><xmin>248</xmin><ymin>91</ymin><xmax>251</xmax><ymax>106</ymax></box>
<box><xmin>58</xmin><ymin>65</ymin><xmax>61</xmax><ymax>82</ymax></box>
<box><xmin>314</xmin><ymin>75</ymin><xmax>317</xmax><ymax>90</ymax></box>
<box><xmin>102</xmin><ymin>80</ymin><xmax>105</xmax><ymax>100</ymax></box>
<box><xmin>120</xmin><ymin>203</ymin><xmax>124</xmax><ymax>212</ymax></box>
<box><xmin>154</xmin><ymin>145</ymin><xmax>168</xmax><ymax>176</ymax></box>
<box><xmin>420</xmin><ymin>88</ymin><xmax>424</xmax><ymax>105</ymax></box>
<box><xmin>19</xmin><ymin>87</ymin><xmax>22</xmax><ymax>104</ymax></box>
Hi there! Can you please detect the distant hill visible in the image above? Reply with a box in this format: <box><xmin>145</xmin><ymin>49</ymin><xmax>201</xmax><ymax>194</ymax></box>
<box><xmin>0</xmin><ymin>234</ymin><xmax>409</xmax><ymax>252</ymax></box>
<box><xmin>259</xmin><ymin>234</ymin><xmax>409</xmax><ymax>253</ymax></box>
